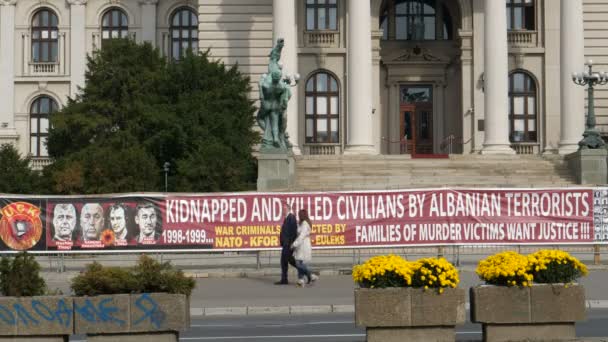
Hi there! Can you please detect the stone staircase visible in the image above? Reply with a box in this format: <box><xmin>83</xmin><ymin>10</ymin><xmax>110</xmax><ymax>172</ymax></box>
<box><xmin>294</xmin><ymin>154</ymin><xmax>580</xmax><ymax>191</ymax></box>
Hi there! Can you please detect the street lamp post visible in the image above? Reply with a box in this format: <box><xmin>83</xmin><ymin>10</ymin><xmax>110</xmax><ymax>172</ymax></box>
<box><xmin>572</xmin><ymin>60</ymin><xmax>608</xmax><ymax>149</ymax></box>
<box><xmin>163</xmin><ymin>162</ymin><xmax>170</xmax><ymax>192</ymax></box>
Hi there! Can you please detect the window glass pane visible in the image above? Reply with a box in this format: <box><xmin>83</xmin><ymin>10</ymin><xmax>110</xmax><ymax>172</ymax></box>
<box><xmin>318</xmin><ymin>8</ymin><xmax>327</xmax><ymax>30</ymax></box>
<box><xmin>306</xmin><ymin>78</ymin><xmax>314</xmax><ymax>92</ymax></box>
<box><xmin>42</xmin><ymin>31</ymin><xmax>49</xmax><ymax>39</ymax></box>
<box><xmin>527</xmin><ymin>97</ymin><xmax>535</xmax><ymax>115</ymax></box>
<box><xmin>423</xmin><ymin>2</ymin><xmax>435</xmax><ymax>14</ymax></box>
<box><xmin>32</xmin><ymin>31</ymin><xmax>40</xmax><ymax>39</ymax></box>
<box><xmin>103</xmin><ymin>14</ymin><xmax>109</xmax><ymax>26</ymax></box>
<box><xmin>172</xmin><ymin>13</ymin><xmax>180</xmax><ymax>26</ymax></box>
<box><xmin>424</xmin><ymin>17</ymin><xmax>435</xmax><ymax>40</ymax></box>
<box><xmin>182</xmin><ymin>10</ymin><xmax>189</xmax><ymax>24</ymax></box>
<box><xmin>396</xmin><ymin>16</ymin><xmax>407</xmax><ymax>39</ymax></box>
<box><xmin>396</xmin><ymin>2</ymin><xmax>407</xmax><ymax>14</ymax></box>
<box><xmin>513</xmin><ymin>97</ymin><xmax>524</xmax><ymax>115</ymax></box>
<box><xmin>513</xmin><ymin>73</ymin><xmax>525</xmax><ymax>91</ymax></box>
<box><xmin>307</xmin><ymin>0</ymin><xmax>314</xmax><ymax>3</ymax></box>
<box><xmin>307</xmin><ymin>9</ymin><xmax>315</xmax><ymax>30</ymax></box>
<box><xmin>182</xmin><ymin>29</ymin><xmax>189</xmax><ymax>38</ymax></box>
<box><xmin>33</xmin><ymin>14</ymin><xmax>39</xmax><ymax>27</ymax></box>
<box><xmin>40</xmin><ymin>138</ymin><xmax>48</xmax><ymax>157</ymax></box>
<box><xmin>112</xmin><ymin>11</ymin><xmax>119</xmax><ymax>25</ymax></box>
<box><xmin>330</xmin><ymin>96</ymin><xmax>339</xmax><ymax>115</ymax></box>
<box><xmin>192</xmin><ymin>41</ymin><xmax>198</xmax><ymax>51</ymax></box>
<box><xmin>514</xmin><ymin>7</ymin><xmax>523</xmax><ymax>29</ymax></box>
<box><xmin>40</xmin><ymin>98</ymin><xmax>50</xmax><ymax>113</ymax></box>
<box><xmin>330</xmin><ymin>78</ymin><xmax>338</xmax><ymax>92</ymax></box>
<box><xmin>507</xmin><ymin>10</ymin><xmax>512</xmax><ymax>30</ymax></box>
<box><xmin>316</xmin><ymin>73</ymin><xmax>327</xmax><ymax>91</ymax></box>
<box><xmin>31</xmin><ymin>119</ymin><xmax>37</xmax><ymax>133</ymax></box>
<box><xmin>30</xmin><ymin>137</ymin><xmax>37</xmax><ymax>156</ymax></box>
<box><xmin>51</xmin><ymin>30</ymin><xmax>58</xmax><ymax>39</ymax></box>
<box><xmin>51</xmin><ymin>42</ymin><xmax>58</xmax><ymax>62</ymax></box>
<box><xmin>514</xmin><ymin>119</ymin><xmax>525</xmax><ymax>131</ymax></box>
<box><xmin>306</xmin><ymin>97</ymin><xmax>314</xmax><ymax>114</ymax></box>
<box><xmin>318</xmin><ymin>0</ymin><xmax>326</xmax><ymax>4</ymax></box>
<box><xmin>317</xmin><ymin>119</ymin><xmax>327</xmax><ymax>132</ymax></box>
<box><xmin>331</xmin><ymin>118</ymin><xmax>338</xmax><ymax>133</ymax></box>
<box><xmin>306</xmin><ymin>119</ymin><xmax>314</xmax><ymax>138</ymax></box>
<box><xmin>32</xmin><ymin>44</ymin><xmax>40</xmax><ymax>62</ymax></box>
<box><xmin>102</xmin><ymin>31</ymin><xmax>110</xmax><ymax>39</ymax></box>
<box><xmin>41</xmin><ymin>11</ymin><xmax>48</xmax><ymax>26</ymax></box>
<box><xmin>112</xmin><ymin>30</ymin><xmax>119</xmax><ymax>38</ymax></box>
<box><xmin>40</xmin><ymin>118</ymin><xmax>49</xmax><ymax>133</ymax></box>
<box><xmin>122</xmin><ymin>13</ymin><xmax>128</xmax><ymax>26</ymax></box>
<box><xmin>192</xmin><ymin>12</ymin><xmax>198</xmax><ymax>24</ymax></box>
<box><xmin>172</xmin><ymin>30</ymin><xmax>179</xmax><ymax>38</ymax></box>
<box><xmin>528</xmin><ymin>119</ymin><xmax>536</xmax><ymax>131</ymax></box>
<box><xmin>41</xmin><ymin>42</ymin><xmax>49</xmax><ymax>62</ymax></box>
<box><xmin>121</xmin><ymin>30</ymin><xmax>129</xmax><ymax>38</ymax></box>
<box><xmin>173</xmin><ymin>42</ymin><xmax>180</xmax><ymax>59</ymax></box>
<box><xmin>192</xmin><ymin>30</ymin><xmax>198</xmax><ymax>38</ymax></box>
<box><xmin>329</xmin><ymin>0</ymin><xmax>336</xmax><ymax>3</ymax></box>
<box><xmin>51</xmin><ymin>13</ymin><xmax>58</xmax><ymax>27</ymax></box>
<box><xmin>317</xmin><ymin>97</ymin><xmax>327</xmax><ymax>115</ymax></box>
<box><xmin>329</xmin><ymin>8</ymin><xmax>337</xmax><ymax>30</ymax></box>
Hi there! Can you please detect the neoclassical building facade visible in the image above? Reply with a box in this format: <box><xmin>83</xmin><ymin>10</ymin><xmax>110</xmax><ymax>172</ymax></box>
<box><xmin>0</xmin><ymin>0</ymin><xmax>606</xmax><ymax>166</ymax></box>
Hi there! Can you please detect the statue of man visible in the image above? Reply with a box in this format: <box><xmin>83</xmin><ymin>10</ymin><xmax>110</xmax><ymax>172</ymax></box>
<box><xmin>257</xmin><ymin>38</ymin><xmax>293</xmax><ymax>150</ymax></box>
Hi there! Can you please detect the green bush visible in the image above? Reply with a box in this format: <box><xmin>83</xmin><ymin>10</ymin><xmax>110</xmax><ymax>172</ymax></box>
<box><xmin>0</xmin><ymin>252</ymin><xmax>47</xmax><ymax>296</ymax></box>
<box><xmin>71</xmin><ymin>254</ymin><xmax>196</xmax><ymax>296</ymax></box>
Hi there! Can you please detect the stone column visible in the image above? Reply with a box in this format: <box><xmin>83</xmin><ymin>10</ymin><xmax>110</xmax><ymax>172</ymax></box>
<box><xmin>345</xmin><ymin>0</ymin><xmax>375</xmax><ymax>154</ymax></box>
<box><xmin>272</xmin><ymin>0</ymin><xmax>300</xmax><ymax>155</ymax></box>
<box><xmin>0</xmin><ymin>0</ymin><xmax>17</xmax><ymax>140</ymax></box>
<box><xmin>68</xmin><ymin>0</ymin><xmax>87</xmax><ymax>97</ymax></box>
<box><xmin>140</xmin><ymin>0</ymin><xmax>158</xmax><ymax>46</ymax></box>
<box><xmin>481</xmin><ymin>0</ymin><xmax>514</xmax><ymax>154</ymax></box>
<box><xmin>559</xmin><ymin>0</ymin><xmax>585</xmax><ymax>154</ymax></box>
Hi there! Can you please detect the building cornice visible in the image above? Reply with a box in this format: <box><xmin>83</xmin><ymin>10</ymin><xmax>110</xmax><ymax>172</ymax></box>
<box><xmin>66</xmin><ymin>0</ymin><xmax>87</xmax><ymax>5</ymax></box>
<box><xmin>0</xmin><ymin>0</ymin><xmax>17</xmax><ymax>6</ymax></box>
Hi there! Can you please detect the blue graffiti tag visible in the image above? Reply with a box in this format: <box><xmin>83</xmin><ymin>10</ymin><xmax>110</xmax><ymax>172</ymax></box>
<box><xmin>73</xmin><ymin>298</ymin><xmax>125</xmax><ymax>326</ymax></box>
<box><xmin>13</xmin><ymin>303</ymin><xmax>39</xmax><ymax>326</ymax></box>
<box><xmin>54</xmin><ymin>299</ymin><xmax>73</xmax><ymax>327</ymax></box>
<box><xmin>0</xmin><ymin>305</ymin><xmax>15</xmax><ymax>325</ymax></box>
<box><xmin>133</xmin><ymin>293</ymin><xmax>166</xmax><ymax>329</ymax></box>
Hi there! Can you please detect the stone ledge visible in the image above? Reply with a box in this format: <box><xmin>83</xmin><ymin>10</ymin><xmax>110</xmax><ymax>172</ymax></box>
<box><xmin>355</xmin><ymin>287</ymin><xmax>465</xmax><ymax>328</ymax></box>
<box><xmin>471</xmin><ymin>284</ymin><xmax>586</xmax><ymax>324</ymax></box>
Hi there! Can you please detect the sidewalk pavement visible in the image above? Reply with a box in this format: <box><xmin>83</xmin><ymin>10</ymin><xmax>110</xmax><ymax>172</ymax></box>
<box><xmin>43</xmin><ymin>268</ymin><xmax>608</xmax><ymax>318</ymax></box>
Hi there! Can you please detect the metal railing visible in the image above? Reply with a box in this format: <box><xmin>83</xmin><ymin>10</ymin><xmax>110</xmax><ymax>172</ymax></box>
<box><xmin>381</xmin><ymin>136</ymin><xmax>408</xmax><ymax>154</ymax></box>
<box><xmin>33</xmin><ymin>244</ymin><xmax>608</xmax><ymax>274</ymax></box>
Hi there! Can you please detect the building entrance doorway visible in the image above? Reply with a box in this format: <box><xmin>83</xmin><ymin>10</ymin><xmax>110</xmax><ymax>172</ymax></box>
<box><xmin>400</xmin><ymin>85</ymin><xmax>433</xmax><ymax>155</ymax></box>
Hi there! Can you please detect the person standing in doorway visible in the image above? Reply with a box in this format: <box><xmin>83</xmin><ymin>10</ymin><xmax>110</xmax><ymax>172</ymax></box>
<box><xmin>275</xmin><ymin>200</ymin><xmax>298</xmax><ymax>285</ymax></box>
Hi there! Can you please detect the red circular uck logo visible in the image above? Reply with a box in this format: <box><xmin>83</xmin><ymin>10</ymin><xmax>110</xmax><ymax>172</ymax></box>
<box><xmin>0</xmin><ymin>202</ymin><xmax>43</xmax><ymax>251</ymax></box>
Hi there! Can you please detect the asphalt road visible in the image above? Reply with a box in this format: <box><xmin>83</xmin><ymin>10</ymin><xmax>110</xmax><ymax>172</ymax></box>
<box><xmin>174</xmin><ymin>310</ymin><xmax>608</xmax><ymax>342</ymax></box>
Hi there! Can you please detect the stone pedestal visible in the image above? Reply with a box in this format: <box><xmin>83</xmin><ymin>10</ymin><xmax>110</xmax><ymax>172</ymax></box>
<box><xmin>257</xmin><ymin>151</ymin><xmax>296</xmax><ymax>191</ymax></box>
<box><xmin>471</xmin><ymin>284</ymin><xmax>586</xmax><ymax>342</ymax></box>
<box><xmin>566</xmin><ymin>149</ymin><xmax>608</xmax><ymax>184</ymax></box>
<box><xmin>355</xmin><ymin>288</ymin><xmax>465</xmax><ymax>342</ymax></box>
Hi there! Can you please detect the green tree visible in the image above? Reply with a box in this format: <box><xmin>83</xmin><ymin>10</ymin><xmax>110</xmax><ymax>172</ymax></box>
<box><xmin>0</xmin><ymin>252</ymin><xmax>47</xmax><ymax>296</ymax></box>
<box><xmin>46</xmin><ymin>39</ymin><xmax>259</xmax><ymax>194</ymax></box>
<box><xmin>0</xmin><ymin>143</ymin><xmax>42</xmax><ymax>194</ymax></box>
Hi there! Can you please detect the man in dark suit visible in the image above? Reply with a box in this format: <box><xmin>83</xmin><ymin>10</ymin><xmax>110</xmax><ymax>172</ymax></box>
<box><xmin>275</xmin><ymin>200</ymin><xmax>298</xmax><ymax>285</ymax></box>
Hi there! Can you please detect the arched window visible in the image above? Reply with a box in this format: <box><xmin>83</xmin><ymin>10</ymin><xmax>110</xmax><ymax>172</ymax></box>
<box><xmin>380</xmin><ymin>0</ymin><xmax>453</xmax><ymax>41</ymax></box>
<box><xmin>30</xmin><ymin>96</ymin><xmax>58</xmax><ymax>157</ymax></box>
<box><xmin>508</xmin><ymin>71</ymin><xmax>537</xmax><ymax>143</ymax></box>
<box><xmin>31</xmin><ymin>9</ymin><xmax>59</xmax><ymax>63</ymax></box>
<box><xmin>306</xmin><ymin>0</ymin><xmax>337</xmax><ymax>31</ymax></box>
<box><xmin>101</xmin><ymin>8</ymin><xmax>129</xmax><ymax>40</ymax></box>
<box><xmin>305</xmin><ymin>72</ymin><xmax>339</xmax><ymax>143</ymax></box>
<box><xmin>507</xmin><ymin>0</ymin><xmax>535</xmax><ymax>31</ymax></box>
<box><xmin>170</xmin><ymin>7</ymin><xmax>198</xmax><ymax>59</ymax></box>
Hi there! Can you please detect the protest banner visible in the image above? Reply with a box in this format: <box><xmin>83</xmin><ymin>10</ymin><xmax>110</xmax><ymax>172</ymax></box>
<box><xmin>0</xmin><ymin>188</ymin><xmax>605</xmax><ymax>253</ymax></box>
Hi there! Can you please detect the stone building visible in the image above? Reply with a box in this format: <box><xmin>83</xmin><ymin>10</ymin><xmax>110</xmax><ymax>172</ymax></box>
<box><xmin>0</xmin><ymin>0</ymin><xmax>607</xmax><ymax>169</ymax></box>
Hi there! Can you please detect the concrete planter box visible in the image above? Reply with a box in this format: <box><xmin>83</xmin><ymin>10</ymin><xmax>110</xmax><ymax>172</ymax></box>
<box><xmin>0</xmin><ymin>293</ymin><xmax>189</xmax><ymax>342</ymax></box>
<box><xmin>470</xmin><ymin>284</ymin><xmax>586</xmax><ymax>342</ymax></box>
<box><xmin>355</xmin><ymin>287</ymin><xmax>465</xmax><ymax>342</ymax></box>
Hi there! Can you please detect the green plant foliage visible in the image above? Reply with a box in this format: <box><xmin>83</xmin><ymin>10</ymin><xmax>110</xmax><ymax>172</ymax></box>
<box><xmin>46</xmin><ymin>39</ymin><xmax>259</xmax><ymax>194</ymax></box>
<box><xmin>71</xmin><ymin>262</ymin><xmax>139</xmax><ymax>296</ymax></box>
<box><xmin>0</xmin><ymin>252</ymin><xmax>47</xmax><ymax>296</ymax></box>
<box><xmin>0</xmin><ymin>144</ymin><xmax>43</xmax><ymax>194</ymax></box>
<box><xmin>70</xmin><ymin>255</ymin><xmax>196</xmax><ymax>296</ymax></box>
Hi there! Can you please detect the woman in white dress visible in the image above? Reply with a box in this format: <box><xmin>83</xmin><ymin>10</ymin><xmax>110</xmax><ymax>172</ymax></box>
<box><xmin>292</xmin><ymin>209</ymin><xmax>319</xmax><ymax>286</ymax></box>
